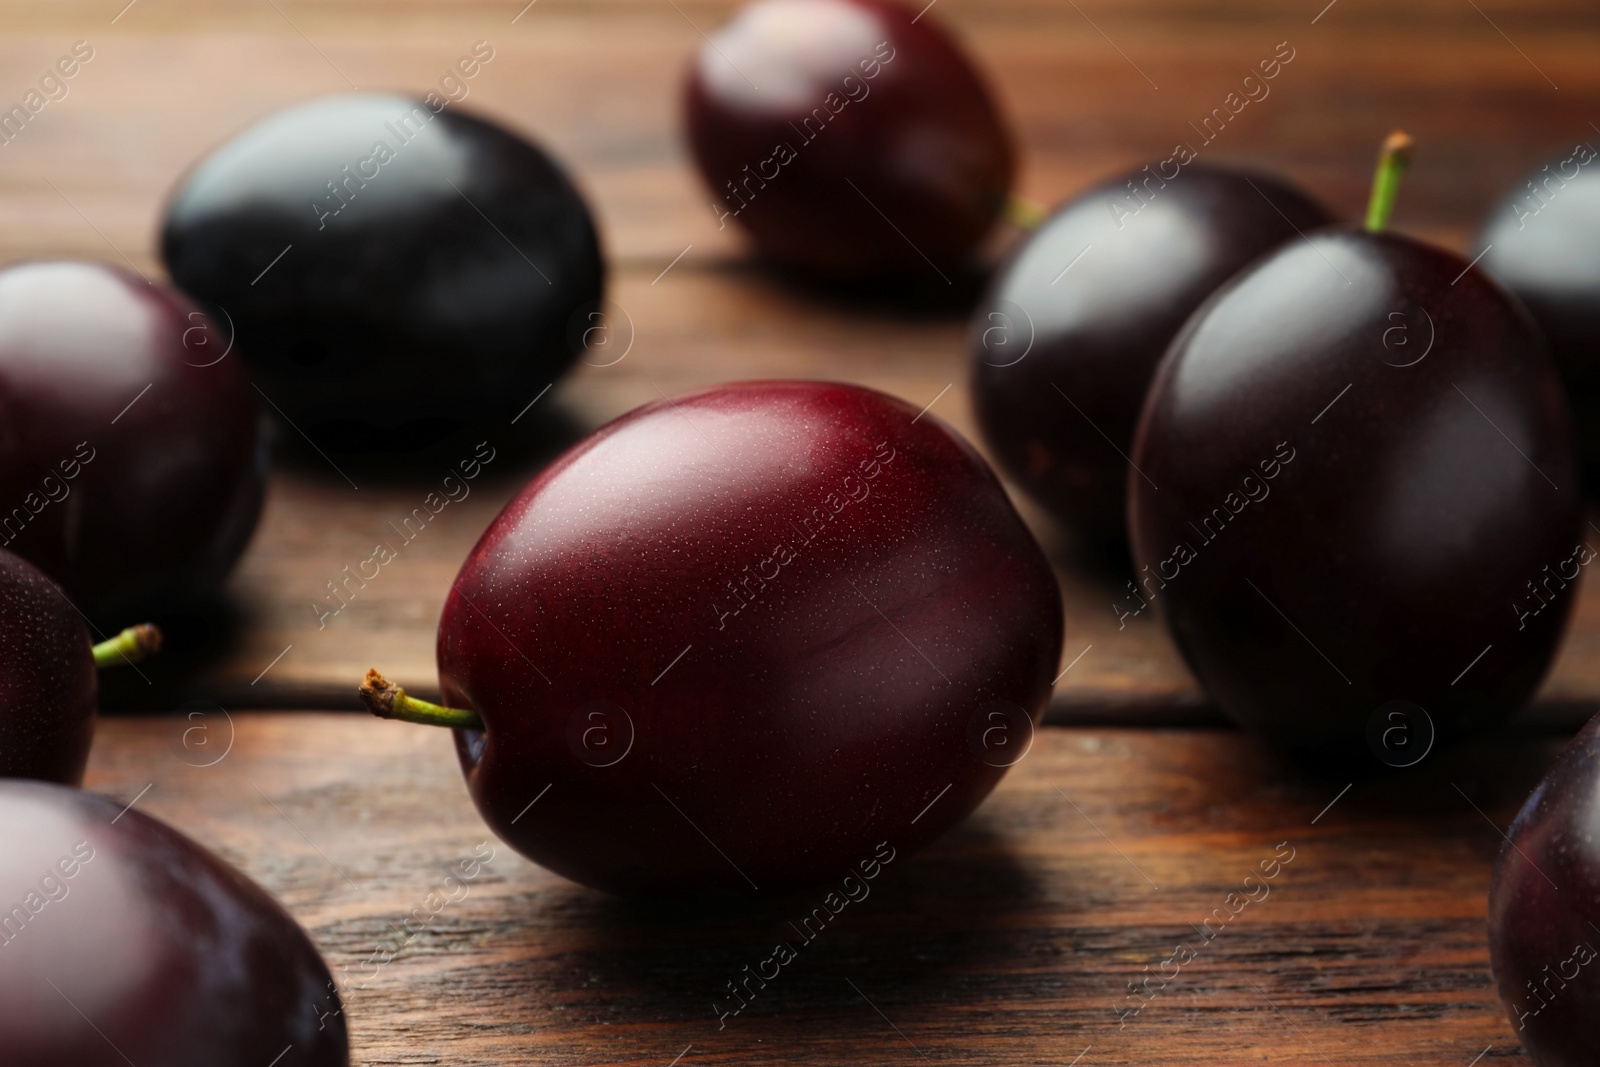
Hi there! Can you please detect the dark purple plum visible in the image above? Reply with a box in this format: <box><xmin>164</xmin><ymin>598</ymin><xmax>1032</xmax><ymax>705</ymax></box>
<box><xmin>0</xmin><ymin>547</ymin><xmax>162</xmax><ymax>785</ymax></box>
<box><xmin>1488</xmin><ymin>710</ymin><xmax>1600</xmax><ymax>1066</ymax></box>
<box><xmin>0</xmin><ymin>261</ymin><xmax>263</xmax><ymax>626</ymax></box>
<box><xmin>0</xmin><ymin>549</ymin><xmax>95</xmax><ymax>785</ymax></box>
<box><xmin>1477</xmin><ymin>146</ymin><xmax>1600</xmax><ymax>492</ymax></box>
<box><xmin>971</xmin><ymin>164</ymin><xmax>1332</xmax><ymax>550</ymax></box>
<box><xmin>1128</xmin><ymin>135</ymin><xmax>1581</xmax><ymax>766</ymax></box>
<box><xmin>0</xmin><ymin>780</ymin><xmax>347</xmax><ymax>1066</ymax></box>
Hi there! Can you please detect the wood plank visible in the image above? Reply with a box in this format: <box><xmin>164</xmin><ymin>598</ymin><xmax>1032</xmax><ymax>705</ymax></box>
<box><xmin>82</xmin><ymin>714</ymin><xmax>1555</xmax><ymax>1065</ymax></box>
<box><xmin>0</xmin><ymin>0</ymin><xmax>1596</xmax><ymax>268</ymax></box>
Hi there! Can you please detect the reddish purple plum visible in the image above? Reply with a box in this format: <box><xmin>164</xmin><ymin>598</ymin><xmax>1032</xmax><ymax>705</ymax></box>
<box><xmin>366</xmin><ymin>381</ymin><xmax>1063</xmax><ymax>896</ymax></box>
<box><xmin>685</xmin><ymin>0</ymin><xmax>1015</xmax><ymax>282</ymax></box>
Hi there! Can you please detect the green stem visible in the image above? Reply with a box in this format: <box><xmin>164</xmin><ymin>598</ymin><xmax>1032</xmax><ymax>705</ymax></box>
<box><xmin>1364</xmin><ymin>130</ymin><xmax>1415</xmax><ymax>233</ymax></box>
<box><xmin>92</xmin><ymin>624</ymin><xmax>163</xmax><ymax>669</ymax></box>
<box><xmin>1004</xmin><ymin>195</ymin><xmax>1048</xmax><ymax>231</ymax></box>
<box><xmin>359</xmin><ymin>669</ymin><xmax>483</xmax><ymax>730</ymax></box>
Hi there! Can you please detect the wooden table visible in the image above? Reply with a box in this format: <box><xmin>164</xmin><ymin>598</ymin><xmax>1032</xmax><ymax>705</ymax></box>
<box><xmin>85</xmin><ymin>715</ymin><xmax>1563</xmax><ymax>1066</ymax></box>
<box><xmin>6</xmin><ymin>0</ymin><xmax>1599</xmax><ymax>1060</ymax></box>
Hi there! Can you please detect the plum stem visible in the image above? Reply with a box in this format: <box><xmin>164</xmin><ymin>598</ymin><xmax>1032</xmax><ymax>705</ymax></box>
<box><xmin>1005</xmin><ymin>195</ymin><xmax>1048</xmax><ymax>231</ymax></box>
<box><xmin>1364</xmin><ymin>130</ymin><xmax>1414</xmax><ymax>233</ymax></box>
<box><xmin>359</xmin><ymin>668</ymin><xmax>483</xmax><ymax>730</ymax></box>
<box><xmin>92</xmin><ymin>624</ymin><xmax>163</xmax><ymax>669</ymax></box>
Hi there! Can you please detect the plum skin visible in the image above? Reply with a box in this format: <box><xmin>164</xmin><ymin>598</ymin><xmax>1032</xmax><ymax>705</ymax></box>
<box><xmin>162</xmin><ymin>92</ymin><xmax>603</xmax><ymax>454</ymax></box>
<box><xmin>971</xmin><ymin>165</ymin><xmax>1332</xmax><ymax>549</ymax></box>
<box><xmin>1488</xmin><ymin>711</ymin><xmax>1600</xmax><ymax>1066</ymax></box>
<box><xmin>0</xmin><ymin>261</ymin><xmax>264</xmax><ymax>625</ymax></box>
<box><xmin>1476</xmin><ymin>151</ymin><xmax>1600</xmax><ymax>494</ymax></box>
<box><xmin>1129</xmin><ymin>230</ymin><xmax>1581</xmax><ymax>764</ymax></box>
<box><xmin>0</xmin><ymin>549</ymin><xmax>95</xmax><ymax>785</ymax></box>
<box><xmin>684</xmin><ymin>0</ymin><xmax>1015</xmax><ymax>280</ymax></box>
<box><xmin>0</xmin><ymin>780</ymin><xmax>348</xmax><ymax>1067</ymax></box>
<box><xmin>437</xmin><ymin>381</ymin><xmax>1063</xmax><ymax>896</ymax></box>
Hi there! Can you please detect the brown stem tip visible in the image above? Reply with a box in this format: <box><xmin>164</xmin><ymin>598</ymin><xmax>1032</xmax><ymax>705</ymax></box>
<box><xmin>130</xmin><ymin>623</ymin><xmax>163</xmax><ymax>657</ymax></box>
<box><xmin>359</xmin><ymin>668</ymin><xmax>401</xmax><ymax>717</ymax></box>
<box><xmin>91</xmin><ymin>623</ymin><xmax>165</xmax><ymax>669</ymax></box>
<box><xmin>1382</xmin><ymin>129</ymin><xmax>1415</xmax><ymax>163</ymax></box>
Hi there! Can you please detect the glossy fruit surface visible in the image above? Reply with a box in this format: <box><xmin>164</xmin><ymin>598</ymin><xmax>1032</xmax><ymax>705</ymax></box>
<box><xmin>972</xmin><ymin>165</ymin><xmax>1332</xmax><ymax>549</ymax></box>
<box><xmin>0</xmin><ymin>549</ymin><xmax>94</xmax><ymax>785</ymax></box>
<box><xmin>1477</xmin><ymin>151</ymin><xmax>1600</xmax><ymax>491</ymax></box>
<box><xmin>436</xmin><ymin>380</ymin><xmax>1062</xmax><ymax>895</ymax></box>
<box><xmin>685</xmin><ymin>0</ymin><xmax>1014</xmax><ymax>281</ymax></box>
<box><xmin>1129</xmin><ymin>230</ymin><xmax>1580</xmax><ymax>764</ymax></box>
<box><xmin>0</xmin><ymin>780</ymin><xmax>348</xmax><ymax>1066</ymax></box>
<box><xmin>1489</xmin><ymin>711</ymin><xmax>1600</xmax><ymax>1066</ymax></box>
<box><xmin>0</xmin><ymin>261</ymin><xmax>263</xmax><ymax>626</ymax></box>
<box><xmin>162</xmin><ymin>92</ymin><xmax>603</xmax><ymax>455</ymax></box>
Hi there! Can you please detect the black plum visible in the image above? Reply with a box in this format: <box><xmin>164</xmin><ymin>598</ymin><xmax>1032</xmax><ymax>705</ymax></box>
<box><xmin>1128</xmin><ymin>135</ymin><xmax>1582</xmax><ymax>765</ymax></box>
<box><xmin>1488</xmin><ymin>711</ymin><xmax>1600</xmax><ymax>1066</ymax></box>
<box><xmin>0</xmin><ymin>780</ymin><xmax>347</xmax><ymax>1066</ymax></box>
<box><xmin>0</xmin><ymin>548</ymin><xmax>161</xmax><ymax>785</ymax></box>
<box><xmin>971</xmin><ymin>165</ymin><xmax>1332</xmax><ymax>550</ymax></box>
<box><xmin>162</xmin><ymin>91</ymin><xmax>603</xmax><ymax>456</ymax></box>
<box><xmin>1477</xmin><ymin>146</ymin><xmax>1600</xmax><ymax>491</ymax></box>
<box><xmin>0</xmin><ymin>549</ymin><xmax>95</xmax><ymax>785</ymax></box>
<box><xmin>685</xmin><ymin>0</ymin><xmax>1014</xmax><ymax>283</ymax></box>
<box><xmin>0</xmin><ymin>261</ymin><xmax>263</xmax><ymax>625</ymax></box>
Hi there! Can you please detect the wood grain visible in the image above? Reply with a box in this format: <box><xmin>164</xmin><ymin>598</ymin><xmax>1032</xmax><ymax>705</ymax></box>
<box><xmin>82</xmin><ymin>713</ymin><xmax>1556</xmax><ymax>1066</ymax></box>
<box><xmin>2</xmin><ymin>0</ymin><xmax>1599</xmax><ymax>268</ymax></box>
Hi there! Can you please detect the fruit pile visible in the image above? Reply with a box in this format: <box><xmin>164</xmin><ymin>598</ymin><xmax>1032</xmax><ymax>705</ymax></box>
<box><xmin>3</xmin><ymin>0</ymin><xmax>1598</xmax><ymax>1061</ymax></box>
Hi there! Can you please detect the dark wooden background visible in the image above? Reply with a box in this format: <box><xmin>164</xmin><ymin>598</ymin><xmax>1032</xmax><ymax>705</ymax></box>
<box><xmin>2</xmin><ymin>0</ymin><xmax>1597</xmax><ymax>1061</ymax></box>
